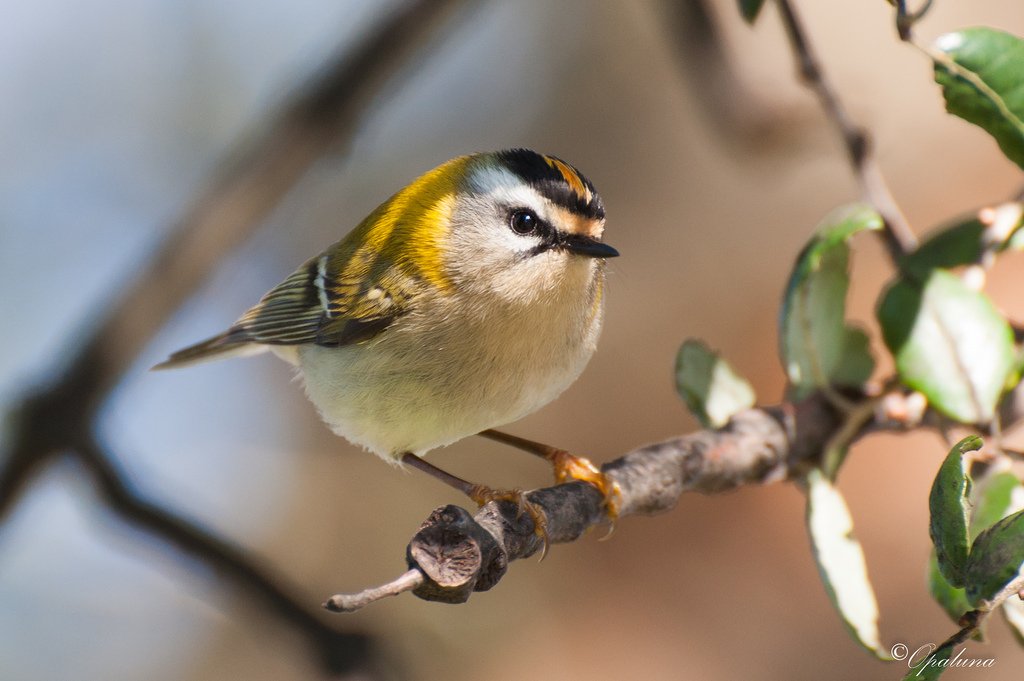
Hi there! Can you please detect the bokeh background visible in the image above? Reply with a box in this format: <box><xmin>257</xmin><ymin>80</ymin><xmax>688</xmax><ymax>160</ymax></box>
<box><xmin>3</xmin><ymin>1</ymin><xmax>1024</xmax><ymax>679</ymax></box>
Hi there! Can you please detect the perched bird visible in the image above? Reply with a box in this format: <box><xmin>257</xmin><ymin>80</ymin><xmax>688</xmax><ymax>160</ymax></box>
<box><xmin>156</xmin><ymin>149</ymin><xmax>619</xmax><ymax>534</ymax></box>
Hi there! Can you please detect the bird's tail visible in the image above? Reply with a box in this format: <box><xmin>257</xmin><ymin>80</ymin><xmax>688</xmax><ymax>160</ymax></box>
<box><xmin>152</xmin><ymin>331</ymin><xmax>267</xmax><ymax>370</ymax></box>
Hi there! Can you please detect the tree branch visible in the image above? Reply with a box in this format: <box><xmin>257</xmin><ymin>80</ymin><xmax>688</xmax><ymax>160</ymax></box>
<box><xmin>326</xmin><ymin>395</ymin><xmax>844</xmax><ymax>609</ymax></box>
<box><xmin>327</xmin><ymin>379</ymin><xmax>1024</xmax><ymax>612</ymax></box>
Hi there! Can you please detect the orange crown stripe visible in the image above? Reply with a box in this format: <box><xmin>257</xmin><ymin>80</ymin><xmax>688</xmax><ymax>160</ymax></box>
<box><xmin>544</xmin><ymin>156</ymin><xmax>592</xmax><ymax>204</ymax></box>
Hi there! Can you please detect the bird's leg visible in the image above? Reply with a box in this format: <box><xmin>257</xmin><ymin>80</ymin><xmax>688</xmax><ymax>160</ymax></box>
<box><xmin>477</xmin><ymin>430</ymin><xmax>621</xmax><ymax>520</ymax></box>
<box><xmin>400</xmin><ymin>452</ymin><xmax>549</xmax><ymax>552</ymax></box>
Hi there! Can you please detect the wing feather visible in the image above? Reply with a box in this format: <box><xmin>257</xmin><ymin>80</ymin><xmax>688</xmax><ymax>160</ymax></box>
<box><xmin>157</xmin><ymin>244</ymin><xmax>414</xmax><ymax>370</ymax></box>
<box><xmin>227</xmin><ymin>245</ymin><xmax>413</xmax><ymax>348</ymax></box>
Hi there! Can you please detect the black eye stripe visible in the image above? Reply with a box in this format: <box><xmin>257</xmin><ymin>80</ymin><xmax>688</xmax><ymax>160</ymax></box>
<box><xmin>495</xmin><ymin>149</ymin><xmax>605</xmax><ymax>221</ymax></box>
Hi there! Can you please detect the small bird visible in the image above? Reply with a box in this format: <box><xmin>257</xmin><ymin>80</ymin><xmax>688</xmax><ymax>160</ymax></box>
<box><xmin>156</xmin><ymin>149</ymin><xmax>619</xmax><ymax>535</ymax></box>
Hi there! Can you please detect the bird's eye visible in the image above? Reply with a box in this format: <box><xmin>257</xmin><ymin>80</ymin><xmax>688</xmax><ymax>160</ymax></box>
<box><xmin>509</xmin><ymin>209</ymin><xmax>540</xmax><ymax>235</ymax></box>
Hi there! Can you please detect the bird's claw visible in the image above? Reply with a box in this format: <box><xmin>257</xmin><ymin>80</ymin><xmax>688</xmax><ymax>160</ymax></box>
<box><xmin>549</xmin><ymin>449</ymin><xmax>622</xmax><ymax>523</ymax></box>
<box><xmin>469</xmin><ymin>485</ymin><xmax>550</xmax><ymax>560</ymax></box>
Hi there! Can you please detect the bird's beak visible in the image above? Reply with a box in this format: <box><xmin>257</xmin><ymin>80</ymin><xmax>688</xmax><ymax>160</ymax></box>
<box><xmin>559</xmin><ymin>233</ymin><xmax>620</xmax><ymax>259</ymax></box>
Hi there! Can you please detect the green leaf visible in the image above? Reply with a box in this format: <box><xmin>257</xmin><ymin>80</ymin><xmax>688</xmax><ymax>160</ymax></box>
<box><xmin>903</xmin><ymin>205</ymin><xmax>1024</xmax><ymax>279</ymax></box>
<box><xmin>830</xmin><ymin>325</ymin><xmax>875</xmax><ymax>389</ymax></box>
<box><xmin>901</xmin><ymin>218</ymin><xmax>985</xmax><ymax>279</ymax></box>
<box><xmin>933</xmin><ymin>28</ymin><xmax>1024</xmax><ymax>170</ymax></box>
<box><xmin>928</xmin><ymin>436</ymin><xmax>981</xmax><ymax>587</ymax></box>
<box><xmin>781</xmin><ymin>204</ymin><xmax>881</xmax><ymax>398</ymax></box>
<box><xmin>965</xmin><ymin>508</ymin><xmax>1024</xmax><ymax>605</ymax></box>
<box><xmin>929</xmin><ymin>550</ymin><xmax>972</xmax><ymax>623</ymax></box>
<box><xmin>901</xmin><ymin>643</ymin><xmax>954</xmax><ymax>681</ymax></box>
<box><xmin>738</xmin><ymin>0</ymin><xmax>767</xmax><ymax>24</ymax></box>
<box><xmin>971</xmin><ymin>471</ymin><xmax>1022</xmax><ymax>541</ymax></box>
<box><xmin>675</xmin><ymin>339</ymin><xmax>756</xmax><ymax>428</ymax></box>
<box><xmin>877</xmin><ymin>269</ymin><xmax>1015</xmax><ymax>423</ymax></box>
<box><xmin>805</xmin><ymin>468</ymin><xmax>888</xmax><ymax>658</ymax></box>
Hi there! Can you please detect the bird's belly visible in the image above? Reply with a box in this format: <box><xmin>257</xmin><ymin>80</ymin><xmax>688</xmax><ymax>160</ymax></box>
<box><xmin>296</xmin><ymin>317</ymin><xmax>595</xmax><ymax>461</ymax></box>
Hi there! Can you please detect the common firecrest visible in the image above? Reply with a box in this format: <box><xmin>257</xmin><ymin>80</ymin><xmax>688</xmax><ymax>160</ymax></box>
<box><xmin>157</xmin><ymin>149</ymin><xmax>620</xmax><ymax>528</ymax></box>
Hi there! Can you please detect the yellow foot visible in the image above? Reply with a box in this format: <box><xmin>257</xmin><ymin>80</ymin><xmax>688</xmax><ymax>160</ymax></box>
<box><xmin>549</xmin><ymin>450</ymin><xmax>622</xmax><ymax>523</ymax></box>
<box><xmin>469</xmin><ymin>485</ymin><xmax>549</xmax><ymax>559</ymax></box>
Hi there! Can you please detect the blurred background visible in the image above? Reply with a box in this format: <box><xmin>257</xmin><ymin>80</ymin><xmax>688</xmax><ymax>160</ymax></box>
<box><xmin>2</xmin><ymin>0</ymin><xmax>1024</xmax><ymax>679</ymax></box>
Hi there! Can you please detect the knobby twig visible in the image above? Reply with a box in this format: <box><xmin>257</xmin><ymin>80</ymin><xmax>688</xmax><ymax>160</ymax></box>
<box><xmin>326</xmin><ymin>379</ymin><xmax>1024</xmax><ymax>612</ymax></box>
<box><xmin>774</xmin><ymin>0</ymin><xmax>918</xmax><ymax>260</ymax></box>
<box><xmin>328</xmin><ymin>396</ymin><xmax>842</xmax><ymax>609</ymax></box>
<box><xmin>326</xmin><ymin>569</ymin><xmax>426</xmax><ymax>613</ymax></box>
<box><xmin>1</xmin><ymin>0</ymin><xmax>475</xmax><ymax>673</ymax></box>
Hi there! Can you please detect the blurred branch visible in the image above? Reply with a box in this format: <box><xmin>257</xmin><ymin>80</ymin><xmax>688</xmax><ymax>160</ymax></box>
<box><xmin>75</xmin><ymin>439</ymin><xmax>375</xmax><ymax>673</ymax></box>
<box><xmin>58</xmin><ymin>0</ymin><xmax>474</xmax><ymax>419</ymax></box>
<box><xmin>659</xmin><ymin>0</ymin><xmax>789</xmax><ymax>145</ymax></box>
<box><xmin>0</xmin><ymin>0</ymin><xmax>475</xmax><ymax>674</ymax></box>
<box><xmin>774</xmin><ymin>0</ymin><xmax>918</xmax><ymax>260</ymax></box>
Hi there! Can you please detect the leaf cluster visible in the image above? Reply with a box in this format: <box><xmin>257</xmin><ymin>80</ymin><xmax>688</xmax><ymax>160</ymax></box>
<box><xmin>674</xmin><ymin>7</ymin><xmax>1024</xmax><ymax>677</ymax></box>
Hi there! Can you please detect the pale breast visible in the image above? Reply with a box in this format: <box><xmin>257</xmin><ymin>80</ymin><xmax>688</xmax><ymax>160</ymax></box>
<box><xmin>296</xmin><ymin>271</ymin><xmax>604</xmax><ymax>460</ymax></box>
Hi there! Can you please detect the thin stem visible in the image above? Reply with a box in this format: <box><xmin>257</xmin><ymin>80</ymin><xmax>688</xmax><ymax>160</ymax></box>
<box><xmin>821</xmin><ymin>395</ymin><xmax>882</xmax><ymax>479</ymax></box>
<box><xmin>775</xmin><ymin>0</ymin><xmax>918</xmax><ymax>261</ymax></box>
<box><xmin>324</xmin><ymin>569</ymin><xmax>425</xmax><ymax>613</ymax></box>
<box><xmin>896</xmin><ymin>0</ymin><xmax>935</xmax><ymax>42</ymax></box>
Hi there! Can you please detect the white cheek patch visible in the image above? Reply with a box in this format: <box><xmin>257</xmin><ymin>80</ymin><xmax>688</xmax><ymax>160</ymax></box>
<box><xmin>463</xmin><ymin>166</ymin><xmax>555</xmax><ymax>254</ymax></box>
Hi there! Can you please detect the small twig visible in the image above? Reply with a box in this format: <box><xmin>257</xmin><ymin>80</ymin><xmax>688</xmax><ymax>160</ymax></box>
<box><xmin>895</xmin><ymin>0</ymin><xmax>934</xmax><ymax>42</ymax></box>
<box><xmin>932</xmin><ymin>574</ymin><xmax>1024</xmax><ymax>658</ymax></box>
<box><xmin>325</xmin><ymin>569</ymin><xmax>425</xmax><ymax>613</ymax></box>
<box><xmin>821</xmin><ymin>393</ymin><xmax>883</xmax><ymax>479</ymax></box>
<box><xmin>774</xmin><ymin>0</ymin><xmax>918</xmax><ymax>261</ymax></box>
<box><xmin>895</xmin><ymin>0</ymin><xmax>912</xmax><ymax>41</ymax></box>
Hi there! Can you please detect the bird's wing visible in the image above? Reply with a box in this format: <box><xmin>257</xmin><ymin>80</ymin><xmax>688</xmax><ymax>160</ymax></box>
<box><xmin>231</xmin><ymin>243</ymin><xmax>415</xmax><ymax>348</ymax></box>
<box><xmin>154</xmin><ymin>241</ymin><xmax>416</xmax><ymax>369</ymax></box>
